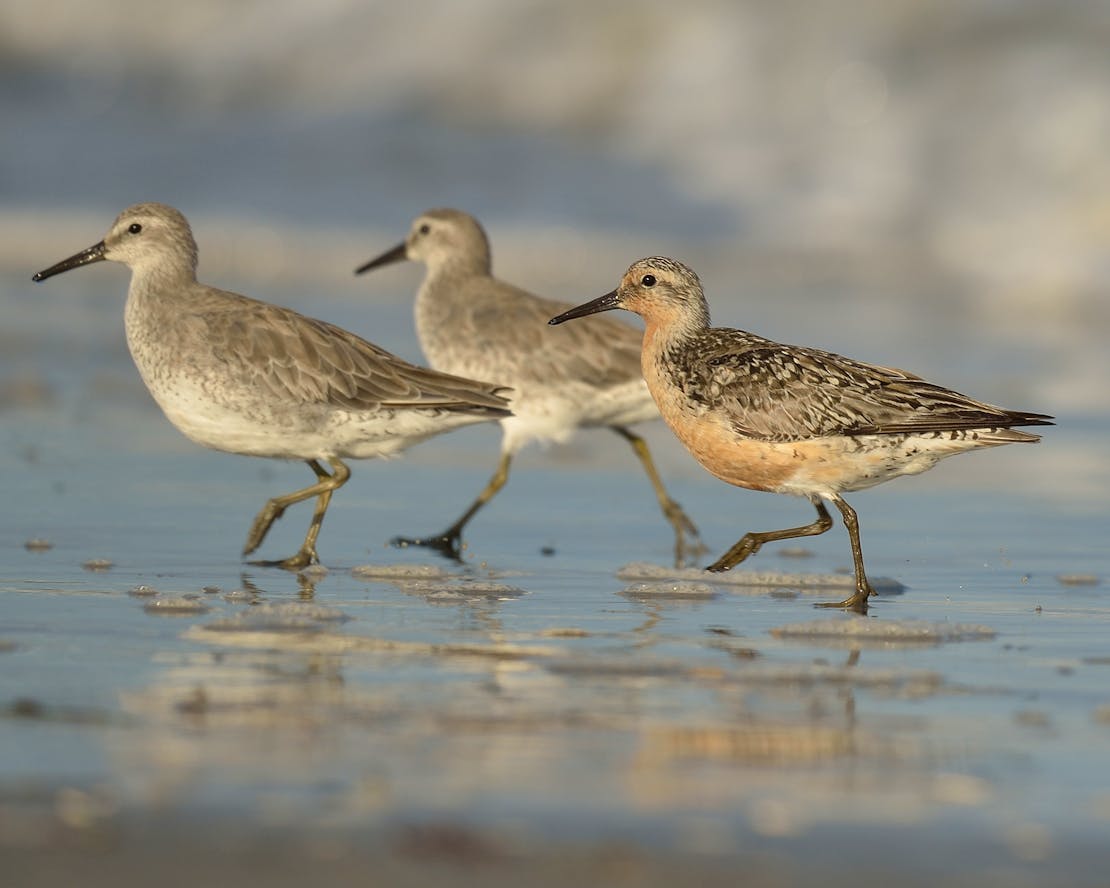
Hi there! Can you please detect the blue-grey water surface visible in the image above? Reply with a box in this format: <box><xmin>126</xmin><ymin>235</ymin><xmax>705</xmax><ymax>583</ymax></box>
<box><xmin>2</xmin><ymin>274</ymin><xmax>1107</xmax><ymax>885</ymax></box>
<box><xmin>2</xmin><ymin>2</ymin><xmax>1109</xmax><ymax>884</ymax></box>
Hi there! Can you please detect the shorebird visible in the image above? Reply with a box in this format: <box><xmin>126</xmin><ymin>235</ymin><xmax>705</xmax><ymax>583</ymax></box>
<box><xmin>32</xmin><ymin>203</ymin><xmax>510</xmax><ymax>568</ymax></box>
<box><xmin>355</xmin><ymin>209</ymin><xmax>703</xmax><ymax>564</ymax></box>
<box><xmin>550</xmin><ymin>257</ymin><xmax>1052</xmax><ymax>611</ymax></box>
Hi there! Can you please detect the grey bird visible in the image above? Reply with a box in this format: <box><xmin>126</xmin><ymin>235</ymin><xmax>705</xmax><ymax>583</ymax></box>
<box><xmin>356</xmin><ymin>208</ymin><xmax>704</xmax><ymax>564</ymax></box>
<box><xmin>33</xmin><ymin>203</ymin><xmax>511</xmax><ymax>568</ymax></box>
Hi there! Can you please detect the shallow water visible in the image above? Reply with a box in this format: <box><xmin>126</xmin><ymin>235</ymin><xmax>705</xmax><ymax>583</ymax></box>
<box><xmin>3</xmin><ymin>3</ymin><xmax>1110</xmax><ymax>881</ymax></box>
<box><xmin>1</xmin><ymin>324</ymin><xmax>1107</xmax><ymax>883</ymax></box>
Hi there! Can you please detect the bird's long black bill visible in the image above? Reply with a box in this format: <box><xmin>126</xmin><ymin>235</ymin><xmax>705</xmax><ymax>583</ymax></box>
<box><xmin>548</xmin><ymin>289</ymin><xmax>621</xmax><ymax>325</ymax></box>
<box><xmin>32</xmin><ymin>241</ymin><xmax>107</xmax><ymax>282</ymax></box>
<box><xmin>355</xmin><ymin>242</ymin><xmax>407</xmax><ymax>275</ymax></box>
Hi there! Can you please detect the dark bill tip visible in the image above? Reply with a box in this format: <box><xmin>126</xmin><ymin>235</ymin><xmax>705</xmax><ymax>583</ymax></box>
<box><xmin>548</xmin><ymin>289</ymin><xmax>622</xmax><ymax>325</ymax></box>
<box><xmin>355</xmin><ymin>242</ymin><xmax>408</xmax><ymax>275</ymax></box>
<box><xmin>32</xmin><ymin>241</ymin><xmax>107</xmax><ymax>282</ymax></box>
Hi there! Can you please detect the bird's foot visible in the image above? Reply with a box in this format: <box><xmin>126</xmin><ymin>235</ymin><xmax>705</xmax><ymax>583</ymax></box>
<box><xmin>389</xmin><ymin>529</ymin><xmax>465</xmax><ymax>563</ymax></box>
<box><xmin>815</xmin><ymin>583</ymin><xmax>874</xmax><ymax>614</ymax></box>
<box><xmin>664</xmin><ymin>499</ymin><xmax>710</xmax><ymax>568</ymax></box>
<box><xmin>242</xmin><ymin>502</ymin><xmax>286</xmax><ymax>556</ymax></box>
<box><xmin>704</xmin><ymin>537</ymin><xmax>760</xmax><ymax>573</ymax></box>
<box><xmin>247</xmin><ymin>547</ymin><xmax>318</xmax><ymax>571</ymax></box>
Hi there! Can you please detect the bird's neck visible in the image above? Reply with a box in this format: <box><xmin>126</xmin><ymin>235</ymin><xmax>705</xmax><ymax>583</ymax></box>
<box><xmin>128</xmin><ymin>260</ymin><xmax>198</xmax><ymax>299</ymax></box>
<box><xmin>416</xmin><ymin>254</ymin><xmax>489</xmax><ymax>320</ymax></box>
<box><xmin>124</xmin><ymin>263</ymin><xmax>201</xmax><ymax>342</ymax></box>
<box><xmin>641</xmin><ymin>300</ymin><xmax>711</xmax><ymax>358</ymax></box>
<box><xmin>423</xmin><ymin>250</ymin><xmax>491</xmax><ymax>285</ymax></box>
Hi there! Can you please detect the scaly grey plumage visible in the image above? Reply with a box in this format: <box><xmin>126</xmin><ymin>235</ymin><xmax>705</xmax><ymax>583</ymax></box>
<box><xmin>357</xmin><ymin>209</ymin><xmax>704</xmax><ymax>564</ymax></box>
<box><xmin>550</xmin><ymin>256</ymin><xmax>1052</xmax><ymax>612</ymax></box>
<box><xmin>33</xmin><ymin>202</ymin><xmax>510</xmax><ymax>568</ymax></box>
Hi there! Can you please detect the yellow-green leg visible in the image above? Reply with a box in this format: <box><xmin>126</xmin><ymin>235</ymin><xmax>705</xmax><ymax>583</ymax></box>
<box><xmin>815</xmin><ymin>495</ymin><xmax>875</xmax><ymax>614</ymax></box>
<box><xmin>244</xmin><ymin>458</ymin><xmax>351</xmax><ymax>569</ymax></box>
<box><xmin>392</xmin><ymin>452</ymin><xmax>512</xmax><ymax>558</ymax></box>
<box><xmin>612</xmin><ymin>426</ymin><xmax>706</xmax><ymax>567</ymax></box>
<box><xmin>707</xmin><ymin>498</ymin><xmax>834</xmax><ymax>571</ymax></box>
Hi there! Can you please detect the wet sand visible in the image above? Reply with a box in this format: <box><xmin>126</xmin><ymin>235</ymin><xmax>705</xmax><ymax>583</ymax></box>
<box><xmin>6</xmin><ymin>3</ymin><xmax>1110</xmax><ymax>881</ymax></box>
<box><xmin>3</xmin><ymin>817</ymin><xmax>1108</xmax><ymax>888</ymax></box>
<box><xmin>1</xmin><ymin>389</ymin><xmax>1107</xmax><ymax>886</ymax></box>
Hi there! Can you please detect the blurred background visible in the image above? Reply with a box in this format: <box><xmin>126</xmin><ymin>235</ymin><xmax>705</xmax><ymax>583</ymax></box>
<box><xmin>0</xmin><ymin>0</ymin><xmax>1105</xmax><ymax>479</ymax></box>
<box><xmin>2</xmin><ymin>6</ymin><xmax>1108</xmax><ymax>883</ymax></box>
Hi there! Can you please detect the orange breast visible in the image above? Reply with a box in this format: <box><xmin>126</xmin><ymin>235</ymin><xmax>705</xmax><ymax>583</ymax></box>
<box><xmin>667</xmin><ymin>411</ymin><xmax>802</xmax><ymax>491</ymax></box>
<box><xmin>641</xmin><ymin>324</ymin><xmax>825</xmax><ymax>493</ymax></box>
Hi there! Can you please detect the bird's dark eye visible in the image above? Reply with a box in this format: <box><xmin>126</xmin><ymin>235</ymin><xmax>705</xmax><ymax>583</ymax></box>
<box><xmin>128</xmin><ymin>223</ymin><xmax>142</xmax><ymax>234</ymax></box>
<box><xmin>418</xmin><ymin>223</ymin><xmax>431</xmax><ymax>235</ymax></box>
<box><xmin>641</xmin><ymin>274</ymin><xmax>656</xmax><ymax>287</ymax></box>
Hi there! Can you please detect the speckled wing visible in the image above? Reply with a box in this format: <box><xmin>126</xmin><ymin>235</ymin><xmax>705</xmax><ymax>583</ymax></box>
<box><xmin>457</xmin><ymin>278</ymin><xmax>644</xmax><ymax>391</ymax></box>
<box><xmin>196</xmin><ymin>294</ymin><xmax>510</xmax><ymax>416</ymax></box>
<box><xmin>686</xmin><ymin>329</ymin><xmax>1052</xmax><ymax>441</ymax></box>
